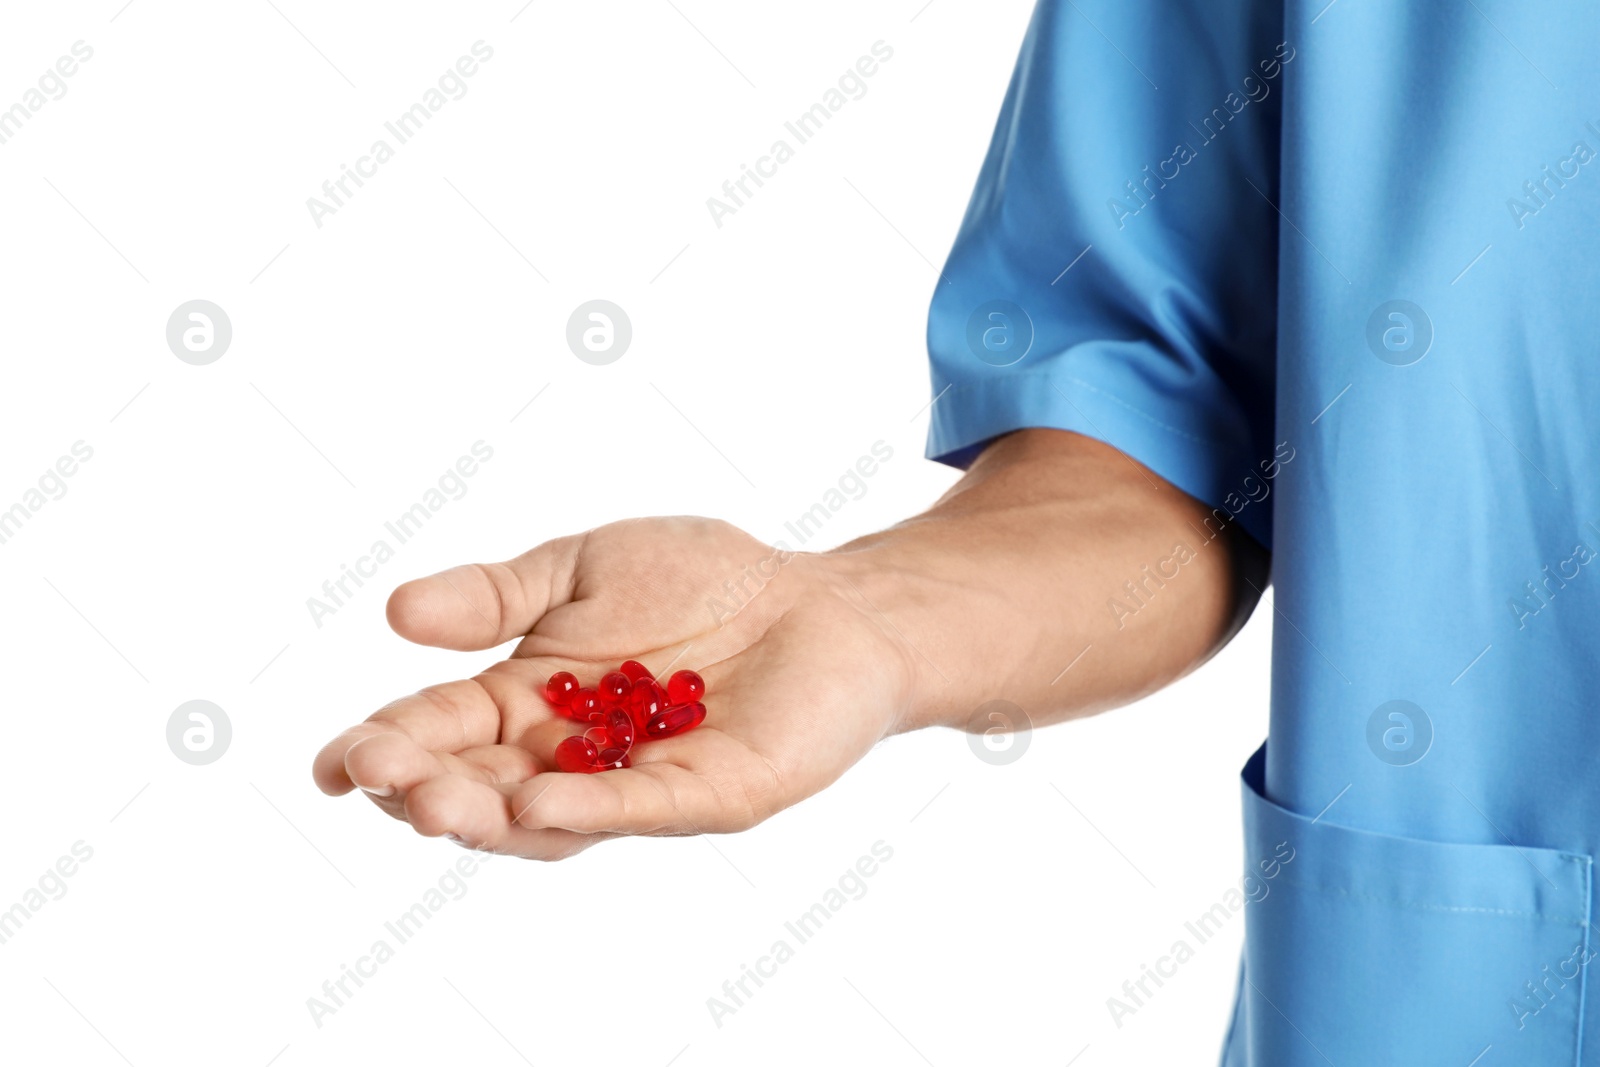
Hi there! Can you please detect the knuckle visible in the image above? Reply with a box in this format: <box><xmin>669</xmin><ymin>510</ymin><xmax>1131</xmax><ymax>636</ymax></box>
<box><xmin>466</xmin><ymin>561</ymin><xmax>513</xmax><ymax>641</ymax></box>
<box><xmin>511</xmin><ymin>782</ymin><xmax>554</xmax><ymax>828</ymax></box>
<box><xmin>415</xmin><ymin>684</ymin><xmax>475</xmax><ymax>749</ymax></box>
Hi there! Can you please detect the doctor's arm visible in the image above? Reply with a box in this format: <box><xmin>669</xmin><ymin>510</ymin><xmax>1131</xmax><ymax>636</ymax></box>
<box><xmin>310</xmin><ymin>427</ymin><xmax>1266</xmax><ymax>859</ymax></box>
<box><xmin>314</xmin><ymin>0</ymin><xmax>1282</xmax><ymax>857</ymax></box>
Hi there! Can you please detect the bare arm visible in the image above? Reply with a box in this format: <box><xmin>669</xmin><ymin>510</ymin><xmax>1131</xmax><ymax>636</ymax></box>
<box><xmin>313</xmin><ymin>428</ymin><xmax>1267</xmax><ymax>857</ymax></box>
<box><xmin>837</xmin><ymin>427</ymin><xmax>1268</xmax><ymax>733</ymax></box>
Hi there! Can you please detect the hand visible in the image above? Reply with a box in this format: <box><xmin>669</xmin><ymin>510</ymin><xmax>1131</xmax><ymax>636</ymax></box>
<box><xmin>312</xmin><ymin>517</ymin><xmax>916</xmax><ymax>860</ymax></box>
<box><xmin>313</xmin><ymin>432</ymin><xmax>1266</xmax><ymax>861</ymax></box>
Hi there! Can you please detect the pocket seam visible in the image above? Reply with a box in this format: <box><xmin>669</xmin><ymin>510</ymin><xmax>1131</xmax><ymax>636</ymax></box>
<box><xmin>1270</xmin><ymin>873</ymin><xmax>1590</xmax><ymax>926</ymax></box>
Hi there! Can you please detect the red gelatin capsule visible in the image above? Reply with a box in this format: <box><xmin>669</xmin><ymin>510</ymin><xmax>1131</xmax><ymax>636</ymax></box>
<box><xmin>567</xmin><ymin>688</ymin><xmax>604</xmax><ymax>722</ymax></box>
<box><xmin>595</xmin><ymin>747</ymin><xmax>632</xmax><ymax>770</ymax></box>
<box><xmin>618</xmin><ymin>660</ymin><xmax>654</xmax><ymax>683</ymax></box>
<box><xmin>544</xmin><ymin>671</ymin><xmax>579</xmax><ymax>707</ymax></box>
<box><xmin>599</xmin><ymin>671</ymin><xmax>632</xmax><ymax>705</ymax></box>
<box><xmin>554</xmin><ymin>735</ymin><xmax>601</xmax><ymax>773</ymax></box>
<box><xmin>667</xmin><ymin>669</ymin><xmax>706</xmax><ymax>705</ymax></box>
<box><xmin>646</xmin><ymin>701</ymin><xmax>706</xmax><ymax>740</ymax></box>
<box><xmin>629</xmin><ymin>679</ymin><xmax>667</xmax><ymax>730</ymax></box>
<box><xmin>629</xmin><ymin>678</ymin><xmax>666</xmax><ymax>711</ymax></box>
<box><xmin>605</xmin><ymin>708</ymin><xmax>635</xmax><ymax>749</ymax></box>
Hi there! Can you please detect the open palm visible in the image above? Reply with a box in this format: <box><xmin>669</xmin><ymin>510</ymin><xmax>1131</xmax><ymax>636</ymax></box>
<box><xmin>312</xmin><ymin>517</ymin><xmax>914</xmax><ymax>860</ymax></box>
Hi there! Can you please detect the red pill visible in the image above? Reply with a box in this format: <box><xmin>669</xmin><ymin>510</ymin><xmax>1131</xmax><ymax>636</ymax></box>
<box><xmin>629</xmin><ymin>677</ymin><xmax>666</xmax><ymax>710</ymax></box>
<box><xmin>618</xmin><ymin>660</ymin><xmax>654</xmax><ymax>683</ymax></box>
<box><xmin>667</xmin><ymin>669</ymin><xmax>705</xmax><ymax>705</ymax></box>
<box><xmin>554</xmin><ymin>735</ymin><xmax>601</xmax><ymax>773</ymax></box>
<box><xmin>595</xmin><ymin>747</ymin><xmax>632</xmax><ymax>771</ymax></box>
<box><xmin>605</xmin><ymin>708</ymin><xmax>635</xmax><ymax>749</ymax></box>
<box><xmin>553</xmin><ymin>696</ymin><xmax>590</xmax><ymax>722</ymax></box>
<box><xmin>567</xmin><ymin>688</ymin><xmax>604</xmax><ymax>722</ymax></box>
<box><xmin>544</xmin><ymin>671</ymin><xmax>579</xmax><ymax>707</ymax></box>
<box><xmin>599</xmin><ymin>671</ymin><xmax>632</xmax><ymax>705</ymax></box>
<box><xmin>629</xmin><ymin>678</ymin><xmax>667</xmax><ymax>730</ymax></box>
<box><xmin>646</xmin><ymin>701</ymin><xmax>706</xmax><ymax>740</ymax></box>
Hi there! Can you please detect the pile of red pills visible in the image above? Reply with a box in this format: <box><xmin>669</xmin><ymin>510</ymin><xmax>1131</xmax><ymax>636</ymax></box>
<box><xmin>543</xmin><ymin>659</ymin><xmax>707</xmax><ymax>773</ymax></box>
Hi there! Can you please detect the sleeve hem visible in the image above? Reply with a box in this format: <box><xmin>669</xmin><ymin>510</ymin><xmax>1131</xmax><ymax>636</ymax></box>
<box><xmin>924</xmin><ymin>371</ymin><xmax>1274</xmax><ymax>550</ymax></box>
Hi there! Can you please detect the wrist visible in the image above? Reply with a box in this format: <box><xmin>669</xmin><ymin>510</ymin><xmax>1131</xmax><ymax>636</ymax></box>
<box><xmin>817</xmin><ymin>532</ymin><xmax>995</xmax><ymax>735</ymax></box>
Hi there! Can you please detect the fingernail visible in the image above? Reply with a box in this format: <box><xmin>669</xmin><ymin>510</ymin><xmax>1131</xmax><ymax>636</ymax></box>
<box><xmin>443</xmin><ymin>833</ymin><xmax>470</xmax><ymax>847</ymax></box>
<box><xmin>360</xmin><ymin>784</ymin><xmax>396</xmax><ymax>798</ymax></box>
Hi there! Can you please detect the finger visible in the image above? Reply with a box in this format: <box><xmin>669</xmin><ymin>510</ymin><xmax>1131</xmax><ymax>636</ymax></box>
<box><xmin>313</xmin><ymin>678</ymin><xmax>509</xmax><ymax>795</ymax></box>
<box><xmin>446</xmin><ymin>743</ymin><xmax>541</xmax><ymax>784</ymax></box>
<box><xmin>386</xmin><ymin>539</ymin><xmax>579</xmax><ymax>651</ymax></box>
<box><xmin>404</xmin><ymin>773</ymin><xmax>608</xmax><ymax>861</ymax></box>
<box><xmin>511</xmin><ymin>745</ymin><xmax>773</xmax><ymax>836</ymax></box>
<box><xmin>347</xmin><ymin>741</ymin><xmax>540</xmax><ymax>819</ymax></box>
<box><xmin>343</xmin><ymin>732</ymin><xmax>454</xmax><ymax>801</ymax></box>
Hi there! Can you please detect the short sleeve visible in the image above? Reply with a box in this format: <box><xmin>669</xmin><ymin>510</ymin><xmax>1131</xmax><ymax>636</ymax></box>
<box><xmin>926</xmin><ymin>0</ymin><xmax>1285</xmax><ymax>548</ymax></box>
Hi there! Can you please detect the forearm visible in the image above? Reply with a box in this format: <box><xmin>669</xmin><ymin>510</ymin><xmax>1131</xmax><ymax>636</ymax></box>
<box><xmin>826</xmin><ymin>429</ymin><xmax>1269</xmax><ymax>733</ymax></box>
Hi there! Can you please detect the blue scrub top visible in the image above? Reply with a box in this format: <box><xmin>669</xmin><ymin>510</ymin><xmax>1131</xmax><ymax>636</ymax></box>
<box><xmin>926</xmin><ymin>2</ymin><xmax>1600</xmax><ymax>1062</ymax></box>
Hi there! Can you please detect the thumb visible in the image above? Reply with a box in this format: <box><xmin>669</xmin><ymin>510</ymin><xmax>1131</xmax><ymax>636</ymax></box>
<box><xmin>386</xmin><ymin>540</ymin><xmax>577</xmax><ymax>650</ymax></box>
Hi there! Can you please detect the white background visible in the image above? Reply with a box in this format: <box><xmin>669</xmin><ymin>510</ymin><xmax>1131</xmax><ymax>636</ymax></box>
<box><xmin>0</xmin><ymin>2</ymin><xmax>1271</xmax><ymax>1064</ymax></box>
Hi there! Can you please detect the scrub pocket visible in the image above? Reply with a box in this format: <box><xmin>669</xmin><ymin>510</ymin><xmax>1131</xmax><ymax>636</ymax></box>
<box><xmin>1224</xmin><ymin>744</ymin><xmax>1593</xmax><ymax>1067</ymax></box>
